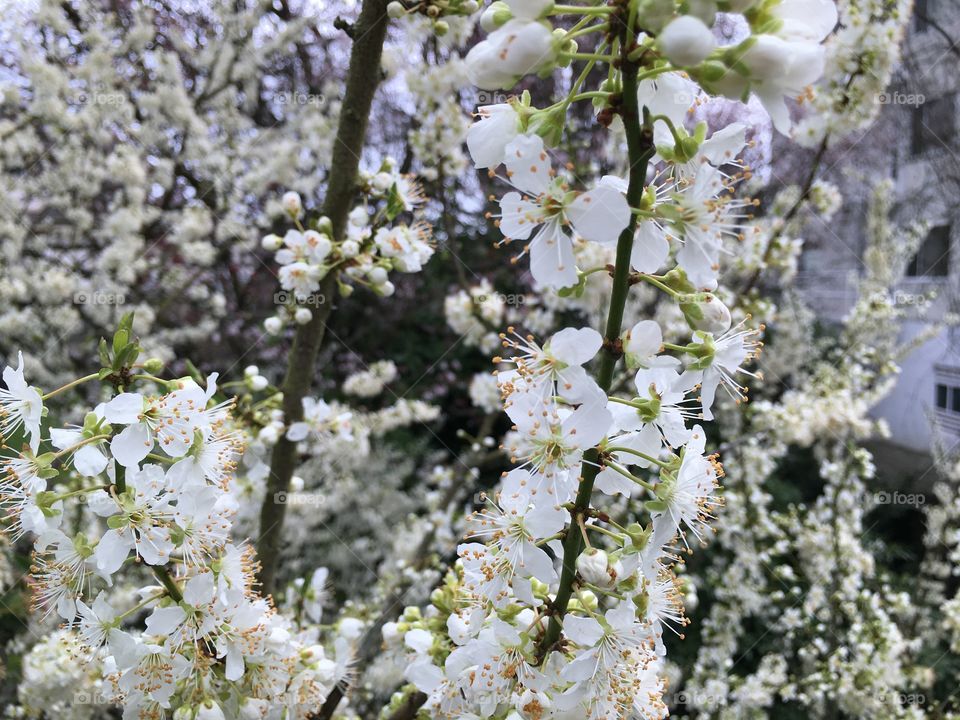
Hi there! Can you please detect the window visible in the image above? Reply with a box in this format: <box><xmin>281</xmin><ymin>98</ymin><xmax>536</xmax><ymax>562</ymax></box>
<box><xmin>935</xmin><ymin>384</ymin><xmax>960</xmax><ymax>413</ymax></box>
<box><xmin>907</xmin><ymin>224</ymin><xmax>951</xmax><ymax>277</ymax></box>
<box><xmin>935</xmin><ymin>368</ymin><xmax>960</xmax><ymax>427</ymax></box>
<box><xmin>911</xmin><ymin>94</ymin><xmax>954</xmax><ymax>156</ymax></box>
<box><xmin>936</xmin><ymin>377</ymin><xmax>960</xmax><ymax>413</ymax></box>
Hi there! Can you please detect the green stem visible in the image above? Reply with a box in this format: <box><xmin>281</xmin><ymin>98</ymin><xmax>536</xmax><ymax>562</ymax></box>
<box><xmin>53</xmin><ymin>434</ymin><xmax>110</xmax><ymax>460</ymax></box>
<box><xmin>562</xmin><ymin>51</ymin><xmax>616</xmax><ymax>62</ymax></box>
<box><xmin>146</xmin><ymin>453</ymin><xmax>176</xmax><ymax>464</ymax></box>
<box><xmin>42</xmin><ymin>373</ymin><xmax>99</xmax><ymax>400</ymax></box>
<box><xmin>536</xmin><ymin>34</ymin><xmax>655</xmax><ymax>660</ymax></box>
<box><xmin>565</xmin><ymin>23</ymin><xmax>610</xmax><ymax>39</ymax></box>
<box><xmin>606</xmin><ymin>445</ymin><xmax>673</xmax><ymax>470</ymax></box>
<box><xmin>51</xmin><ymin>485</ymin><xmax>109</xmax><ymax>502</ymax></box>
<box><xmin>605</xmin><ymin>461</ymin><xmax>657</xmax><ymax>491</ymax></box>
<box><xmin>153</xmin><ymin>566</ymin><xmax>183</xmax><ymax>603</ymax></box>
<box><xmin>639</xmin><ymin>274</ymin><xmax>680</xmax><ymax>297</ymax></box>
<box><xmin>568</xmin><ymin>90</ymin><xmax>611</xmax><ymax>102</ymax></box>
<box><xmin>551</xmin><ymin>4</ymin><xmax>614</xmax><ymax>13</ymax></box>
<box><xmin>117</xmin><ymin>591</ymin><xmax>165</xmax><ymax>620</ymax></box>
<box><xmin>583</xmin><ymin>582</ymin><xmax>626</xmax><ymax>600</ymax></box>
<box><xmin>585</xmin><ymin>523</ymin><xmax>623</xmax><ymax>542</ymax></box>
<box><xmin>606</xmin><ymin>396</ymin><xmax>644</xmax><ymax>409</ymax></box>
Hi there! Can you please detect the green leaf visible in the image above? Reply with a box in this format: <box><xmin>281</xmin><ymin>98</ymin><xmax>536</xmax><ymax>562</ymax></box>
<box><xmin>98</xmin><ymin>338</ymin><xmax>111</xmax><ymax>367</ymax></box>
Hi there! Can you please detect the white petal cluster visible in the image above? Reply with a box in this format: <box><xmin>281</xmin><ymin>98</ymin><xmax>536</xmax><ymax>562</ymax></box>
<box><xmin>0</xmin><ymin>356</ymin><xmax>337</xmax><ymax>717</ymax></box>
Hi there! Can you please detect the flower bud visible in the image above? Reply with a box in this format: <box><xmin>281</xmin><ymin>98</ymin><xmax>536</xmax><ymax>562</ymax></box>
<box><xmin>680</xmin><ymin>293</ymin><xmax>732</xmax><ymax>333</ymax></box>
<box><xmin>382</xmin><ymin>621</ymin><xmax>402</xmax><ymax>645</ymax></box>
<box><xmin>339</xmin><ymin>617</ymin><xmax>364</xmax><ymax>640</ymax></box>
<box><xmin>387</xmin><ymin>1</ymin><xmax>405</xmax><ymax>18</ymax></box>
<box><xmin>368</xmin><ymin>266</ymin><xmax>389</xmax><ymax>285</ymax></box>
<box><xmin>317</xmin><ymin>215</ymin><xmax>334</xmax><ymax>235</ymax></box>
<box><xmin>510</xmin><ymin>0</ymin><xmax>554</xmax><ymax>20</ymax></box>
<box><xmin>142</xmin><ymin>357</ymin><xmax>164</xmax><ymax>374</ymax></box>
<box><xmin>258</xmin><ymin>424</ymin><xmax>280</xmax><ymax>445</ymax></box>
<box><xmin>294</xmin><ymin>307</ymin><xmax>313</xmax><ymax>325</ymax></box>
<box><xmin>348</xmin><ymin>206</ymin><xmax>369</xmax><ymax>227</ymax></box>
<box><xmin>261</xmin><ymin>233</ymin><xmax>283</xmax><ymax>251</ymax></box>
<box><xmin>658</xmin><ymin>15</ymin><xmax>715</xmax><ymax>67</ymax></box>
<box><xmin>291</xmin><ymin>475</ymin><xmax>305</xmax><ymax>491</ymax></box>
<box><xmin>379</xmin><ymin>280</ymin><xmax>396</xmax><ymax>297</ymax></box>
<box><xmin>340</xmin><ymin>239</ymin><xmax>360</xmax><ymax>258</ymax></box>
<box><xmin>264</xmin><ymin>316</ymin><xmax>283</xmax><ymax>335</ymax></box>
<box><xmin>480</xmin><ymin>1</ymin><xmax>512</xmax><ymax>31</ymax></box>
<box><xmin>463</xmin><ymin>0</ymin><xmax>479</xmax><ymax>12</ymax></box>
<box><xmin>694</xmin><ymin>60</ymin><xmax>733</xmax><ymax>83</ymax></box>
<box><xmin>372</xmin><ymin>172</ymin><xmax>393</xmax><ymax>192</ymax></box>
<box><xmin>434</xmin><ymin>19</ymin><xmax>450</xmax><ymax>35</ymax></box>
<box><xmin>244</xmin><ymin>365</ymin><xmax>259</xmax><ymax>377</ymax></box>
<box><xmin>282</xmin><ymin>191</ymin><xmax>302</xmax><ymax>218</ymax></box>
<box><xmin>577</xmin><ymin>548</ymin><xmax>612</xmax><ymax>587</ymax></box>
<box><xmin>249</xmin><ymin>375</ymin><xmax>269</xmax><ymax>391</ymax></box>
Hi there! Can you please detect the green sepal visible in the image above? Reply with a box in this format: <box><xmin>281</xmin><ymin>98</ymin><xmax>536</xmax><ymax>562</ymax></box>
<box><xmin>645</xmin><ymin>499</ymin><xmax>668</xmax><ymax>513</ymax></box>
<box><xmin>557</xmin><ymin>270</ymin><xmax>588</xmax><ymax>298</ymax></box>
<box><xmin>385</xmin><ymin>183</ymin><xmax>405</xmax><ymax>221</ymax></box>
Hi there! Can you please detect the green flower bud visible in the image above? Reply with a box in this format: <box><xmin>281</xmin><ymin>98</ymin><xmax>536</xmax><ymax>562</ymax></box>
<box><xmin>142</xmin><ymin>357</ymin><xmax>164</xmax><ymax>374</ymax></box>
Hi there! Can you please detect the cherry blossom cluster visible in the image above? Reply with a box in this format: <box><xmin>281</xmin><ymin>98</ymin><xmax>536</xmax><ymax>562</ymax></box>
<box><xmin>793</xmin><ymin>0</ymin><xmax>913</xmax><ymax>145</ymax></box>
<box><xmin>464</xmin><ymin>0</ymin><xmax>837</xmax><ymax>133</ymax></box>
<box><xmin>0</xmin><ymin>319</ymin><xmax>336</xmax><ymax>719</ymax></box>
<box><xmin>262</xmin><ymin>164</ymin><xmax>434</xmax><ymax>334</ymax></box>
<box><xmin>374</xmin><ymin>1</ymin><xmax>841</xmax><ymax>717</ymax></box>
